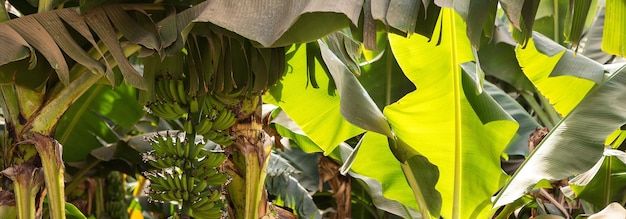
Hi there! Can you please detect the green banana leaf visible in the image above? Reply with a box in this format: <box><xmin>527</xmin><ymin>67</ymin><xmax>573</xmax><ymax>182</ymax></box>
<box><xmin>493</xmin><ymin>66</ymin><xmax>626</xmax><ymax>207</ymax></box>
<box><xmin>270</xmin><ymin>107</ymin><xmax>420</xmax><ymax>218</ymax></box>
<box><xmin>350</xmin><ymin>132</ymin><xmax>421</xmax><ymax>217</ymax></box>
<box><xmin>602</xmin><ymin>0</ymin><xmax>626</xmax><ymax>57</ymax></box>
<box><xmin>265</xmin><ymin>152</ymin><xmax>322</xmax><ymax>219</ymax></box>
<box><xmin>515</xmin><ymin>33</ymin><xmax>598</xmax><ymax>116</ymax></box>
<box><xmin>386</xmin><ymin>9</ymin><xmax>518</xmax><ymax>218</ymax></box>
<box><xmin>358</xmin><ymin>37</ymin><xmax>416</xmax><ymax>109</ymax></box>
<box><xmin>317</xmin><ymin>36</ymin><xmax>392</xmax><ymax>137</ymax></box>
<box><xmin>582</xmin><ymin>7</ymin><xmax>615</xmax><ymax>64</ymax></box>
<box><xmin>265</xmin><ymin>44</ymin><xmax>364</xmax><ymax>154</ymax></box>
<box><xmin>563</xmin><ymin>148</ymin><xmax>626</xmax><ymax>210</ymax></box>
<box><xmin>55</xmin><ymin>84</ymin><xmax>145</xmax><ymax>162</ymax></box>
<box><xmin>475</xmin><ymin>68</ymin><xmax>540</xmax><ymax>156</ymax></box>
<box><xmin>316</xmin><ymin>30</ymin><xmax>443</xmax><ymax>218</ymax></box>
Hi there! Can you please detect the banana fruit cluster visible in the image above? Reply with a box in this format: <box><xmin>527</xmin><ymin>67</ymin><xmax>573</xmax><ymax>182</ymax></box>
<box><xmin>142</xmin><ymin>133</ymin><xmax>228</xmax><ymax>218</ymax></box>
<box><xmin>147</xmin><ymin>75</ymin><xmax>189</xmax><ymax>120</ymax></box>
<box><xmin>104</xmin><ymin>171</ymin><xmax>128</xmax><ymax>219</ymax></box>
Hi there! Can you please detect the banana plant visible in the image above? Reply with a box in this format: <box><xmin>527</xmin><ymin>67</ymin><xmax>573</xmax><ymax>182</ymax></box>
<box><xmin>2</xmin><ymin>0</ymin><xmax>626</xmax><ymax>218</ymax></box>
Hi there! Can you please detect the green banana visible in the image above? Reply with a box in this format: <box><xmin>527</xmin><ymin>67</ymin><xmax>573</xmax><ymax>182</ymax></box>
<box><xmin>191</xmin><ymin>180</ymin><xmax>208</xmax><ymax>194</ymax></box>
<box><xmin>176</xmin><ymin>79</ymin><xmax>189</xmax><ymax>105</ymax></box>
<box><xmin>183</xmin><ymin>119</ymin><xmax>194</xmax><ymax>134</ymax></box>
<box><xmin>193</xmin><ymin>200</ymin><xmax>216</xmax><ymax>212</ymax></box>
<box><xmin>168</xmin><ymin>77</ymin><xmax>180</xmax><ymax>102</ymax></box>
<box><xmin>191</xmin><ymin>196</ymin><xmax>212</xmax><ymax>209</ymax></box>
<box><xmin>211</xmin><ymin>109</ymin><xmax>230</xmax><ymax>130</ymax></box>
<box><xmin>203</xmin><ymin>130</ymin><xmax>219</xmax><ymax>141</ymax></box>
<box><xmin>189</xmin><ymin>143</ymin><xmax>204</xmax><ymax>161</ymax></box>
<box><xmin>149</xmin><ymin>175</ymin><xmax>173</xmax><ymax>191</ymax></box>
<box><xmin>181</xmin><ymin>172</ymin><xmax>188</xmax><ymax>193</ymax></box>
<box><xmin>190</xmin><ymin>95</ymin><xmax>200</xmax><ymax>113</ymax></box>
<box><xmin>196</xmin><ymin>116</ymin><xmax>213</xmax><ymax>135</ymax></box>
<box><xmin>170</xmin><ymin>101</ymin><xmax>188</xmax><ymax>115</ymax></box>
<box><xmin>171</xmin><ymin>173</ymin><xmax>183</xmax><ymax>190</ymax></box>
<box><xmin>191</xmin><ymin>207</ymin><xmax>223</xmax><ymax>219</ymax></box>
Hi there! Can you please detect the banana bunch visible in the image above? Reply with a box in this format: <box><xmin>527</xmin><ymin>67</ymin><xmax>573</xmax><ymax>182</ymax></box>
<box><xmin>105</xmin><ymin>201</ymin><xmax>128</xmax><ymax>219</ymax></box>
<box><xmin>142</xmin><ymin>133</ymin><xmax>228</xmax><ymax>218</ymax></box>
<box><xmin>147</xmin><ymin>75</ymin><xmax>190</xmax><ymax>120</ymax></box>
<box><xmin>104</xmin><ymin>171</ymin><xmax>128</xmax><ymax>219</ymax></box>
<box><xmin>195</xmin><ymin>95</ymin><xmax>237</xmax><ymax>146</ymax></box>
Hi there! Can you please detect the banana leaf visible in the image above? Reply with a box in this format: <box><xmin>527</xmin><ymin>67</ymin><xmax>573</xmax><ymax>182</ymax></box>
<box><xmin>56</xmin><ymin>84</ymin><xmax>145</xmax><ymax>162</ymax></box>
<box><xmin>386</xmin><ymin>9</ymin><xmax>518</xmax><ymax>218</ymax></box>
<box><xmin>494</xmin><ymin>66</ymin><xmax>626</xmax><ymax>207</ymax></box>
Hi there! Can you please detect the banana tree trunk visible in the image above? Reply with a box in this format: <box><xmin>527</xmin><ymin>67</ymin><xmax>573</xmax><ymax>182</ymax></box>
<box><xmin>225</xmin><ymin>97</ymin><xmax>272</xmax><ymax>218</ymax></box>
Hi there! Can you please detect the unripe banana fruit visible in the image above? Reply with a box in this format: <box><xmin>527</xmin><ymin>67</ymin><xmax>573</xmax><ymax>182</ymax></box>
<box><xmin>142</xmin><ymin>133</ymin><xmax>228</xmax><ymax>217</ymax></box>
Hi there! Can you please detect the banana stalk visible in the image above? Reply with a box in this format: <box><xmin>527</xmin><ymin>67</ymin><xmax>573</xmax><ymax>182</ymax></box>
<box><xmin>1</xmin><ymin>164</ymin><xmax>43</xmax><ymax>219</ymax></box>
<box><xmin>225</xmin><ymin>97</ymin><xmax>272</xmax><ymax>219</ymax></box>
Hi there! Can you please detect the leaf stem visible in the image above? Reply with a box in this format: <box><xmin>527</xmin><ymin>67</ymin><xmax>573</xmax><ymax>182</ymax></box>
<box><xmin>520</xmin><ymin>92</ymin><xmax>554</xmax><ymax>128</ymax></box>
<box><xmin>553</xmin><ymin>0</ymin><xmax>560</xmax><ymax>44</ymax></box>
<box><xmin>32</xmin><ymin>134</ymin><xmax>65</xmax><ymax>219</ymax></box>
<box><xmin>7</xmin><ymin>165</ymin><xmax>43</xmax><ymax>219</ymax></box>
<box><xmin>537</xmin><ymin>94</ymin><xmax>561</xmax><ymax>125</ymax></box>
<box><xmin>0</xmin><ymin>0</ymin><xmax>9</xmax><ymax>22</ymax></box>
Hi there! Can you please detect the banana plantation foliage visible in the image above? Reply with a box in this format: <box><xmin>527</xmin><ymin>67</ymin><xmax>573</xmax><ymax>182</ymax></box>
<box><xmin>0</xmin><ymin>0</ymin><xmax>626</xmax><ymax>219</ymax></box>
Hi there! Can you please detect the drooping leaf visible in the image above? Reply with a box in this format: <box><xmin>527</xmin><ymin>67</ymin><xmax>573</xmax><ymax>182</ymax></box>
<box><xmin>34</xmin><ymin>12</ymin><xmax>106</xmax><ymax>76</ymax></box>
<box><xmin>602</xmin><ymin>0</ymin><xmax>626</xmax><ymax>57</ymax></box>
<box><xmin>483</xmin><ymin>80</ymin><xmax>540</xmax><ymax>156</ymax></box>
<box><xmin>0</xmin><ymin>25</ymin><xmax>34</xmax><ymax>67</ymax></box>
<box><xmin>84</xmin><ymin>7</ymin><xmax>145</xmax><ymax>89</ymax></box>
<box><xmin>565</xmin><ymin>148</ymin><xmax>626</xmax><ymax>210</ymax></box>
<box><xmin>56</xmin><ymin>84</ymin><xmax>145</xmax><ymax>162</ymax></box>
<box><xmin>194</xmin><ymin>0</ymin><xmax>362</xmax><ymax>47</ymax></box>
<box><xmin>7</xmin><ymin>16</ymin><xmax>70</xmax><ymax>85</ymax></box>
<box><xmin>565</xmin><ymin>0</ymin><xmax>593</xmax><ymax>51</ymax></box>
<box><xmin>494</xmin><ymin>67</ymin><xmax>626</xmax><ymax>207</ymax></box>
<box><xmin>104</xmin><ymin>5</ymin><xmax>160</xmax><ymax>51</ymax></box>
<box><xmin>350</xmin><ymin>132</ymin><xmax>421</xmax><ymax>216</ymax></box>
<box><xmin>384</xmin><ymin>0</ymin><xmax>421</xmax><ymax>35</ymax></box>
<box><xmin>515</xmin><ymin>33</ymin><xmax>599</xmax><ymax>116</ymax></box>
<box><xmin>358</xmin><ymin>40</ymin><xmax>416</xmax><ymax>109</ymax></box>
<box><xmin>582</xmin><ymin>7</ymin><xmax>614</xmax><ymax>64</ymax></box>
<box><xmin>270</xmin><ymin>108</ymin><xmax>421</xmax><ymax>218</ymax></box>
<box><xmin>511</xmin><ymin>0</ymin><xmax>541</xmax><ymax>46</ymax></box>
<box><xmin>265</xmin><ymin>152</ymin><xmax>322</xmax><ymax>219</ymax></box>
<box><xmin>318</xmin><ymin>36</ymin><xmax>392</xmax><ymax>137</ymax></box>
<box><xmin>274</xmin><ymin>147</ymin><xmax>321</xmax><ymax>192</ymax></box>
<box><xmin>477</xmin><ymin>40</ymin><xmax>535</xmax><ymax>92</ymax></box>
<box><xmin>465</xmin><ymin>0</ymin><xmax>497</xmax><ymax>48</ymax></box>
<box><xmin>499</xmin><ymin>0</ymin><xmax>525</xmax><ymax>30</ymax></box>
<box><xmin>265</xmin><ymin>44</ymin><xmax>364</xmax><ymax>154</ymax></box>
<box><xmin>387</xmin><ymin>9</ymin><xmax>517</xmax><ymax>218</ymax></box>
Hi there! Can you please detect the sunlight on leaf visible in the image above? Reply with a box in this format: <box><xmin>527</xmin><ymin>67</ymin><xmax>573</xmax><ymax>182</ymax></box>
<box><xmin>602</xmin><ymin>0</ymin><xmax>626</xmax><ymax>57</ymax></box>
<box><xmin>516</xmin><ymin>34</ymin><xmax>597</xmax><ymax>116</ymax></box>
<box><xmin>265</xmin><ymin>45</ymin><xmax>364</xmax><ymax>154</ymax></box>
<box><xmin>56</xmin><ymin>84</ymin><xmax>145</xmax><ymax>162</ymax></box>
<box><xmin>494</xmin><ymin>67</ymin><xmax>626</xmax><ymax>207</ymax></box>
<box><xmin>388</xmin><ymin>9</ymin><xmax>517</xmax><ymax>218</ymax></box>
